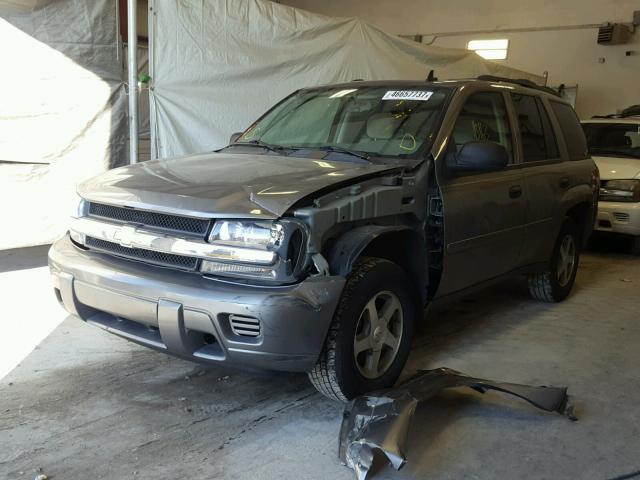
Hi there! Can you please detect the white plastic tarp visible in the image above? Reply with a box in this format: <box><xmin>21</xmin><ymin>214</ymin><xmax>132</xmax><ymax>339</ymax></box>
<box><xmin>0</xmin><ymin>0</ymin><xmax>127</xmax><ymax>249</ymax></box>
<box><xmin>150</xmin><ymin>0</ymin><xmax>544</xmax><ymax>158</ymax></box>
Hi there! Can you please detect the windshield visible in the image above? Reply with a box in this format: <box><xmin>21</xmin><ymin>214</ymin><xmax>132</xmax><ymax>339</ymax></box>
<box><xmin>582</xmin><ymin>122</ymin><xmax>640</xmax><ymax>159</ymax></box>
<box><xmin>237</xmin><ymin>86</ymin><xmax>450</xmax><ymax>160</ymax></box>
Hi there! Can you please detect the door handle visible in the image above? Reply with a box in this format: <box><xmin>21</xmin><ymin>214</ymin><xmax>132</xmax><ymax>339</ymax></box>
<box><xmin>509</xmin><ymin>185</ymin><xmax>522</xmax><ymax>199</ymax></box>
<box><xmin>559</xmin><ymin>177</ymin><xmax>570</xmax><ymax>189</ymax></box>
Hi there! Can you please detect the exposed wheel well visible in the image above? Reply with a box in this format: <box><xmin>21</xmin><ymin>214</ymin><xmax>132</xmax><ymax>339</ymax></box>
<box><xmin>565</xmin><ymin>202</ymin><xmax>592</xmax><ymax>246</ymax></box>
<box><xmin>359</xmin><ymin>230</ymin><xmax>428</xmax><ymax>305</ymax></box>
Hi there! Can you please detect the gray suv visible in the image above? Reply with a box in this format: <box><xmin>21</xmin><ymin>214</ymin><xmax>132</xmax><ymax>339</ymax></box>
<box><xmin>49</xmin><ymin>79</ymin><xmax>599</xmax><ymax>401</ymax></box>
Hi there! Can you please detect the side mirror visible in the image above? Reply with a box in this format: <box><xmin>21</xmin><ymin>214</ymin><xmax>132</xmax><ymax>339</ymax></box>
<box><xmin>450</xmin><ymin>142</ymin><xmax>509</xmax><ymax>173</ymax></box>
<box><xmin>229</xmin><ymin>132</ymin><xmax>243</xmax><ymax>144</ymax></box>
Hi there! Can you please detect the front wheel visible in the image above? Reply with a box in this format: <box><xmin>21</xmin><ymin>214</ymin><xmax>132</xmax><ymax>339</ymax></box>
<box><xmin>308</xmin><ymin>257</ymin><xmax>416</xmax><ymax>402</ymax></box>
<box><xmin>527</xmin><ymin>218</ymin><xmax>581</xmax><ymax>302</ymax></box>
<box><xmin>631</xmin><ymin>236</ymin><xmax>640</xmax><ymax>255</ymax></box>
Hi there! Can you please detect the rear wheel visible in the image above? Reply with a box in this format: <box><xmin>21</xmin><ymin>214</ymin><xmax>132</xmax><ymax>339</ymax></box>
<box><xmin>528</xmin><ymin>218</ymin><xmax>580</xmax><ymax>302</ymax></box>
<box><xmin>308</xmin><ymin>257</ymin><xmax>416</xmax><ymax>402</ymax></box>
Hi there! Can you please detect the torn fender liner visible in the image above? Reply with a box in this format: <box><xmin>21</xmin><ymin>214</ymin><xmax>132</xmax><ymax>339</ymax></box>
<box><xmin>339</xmin><ymin>367</ymin><xmax>575</xmax><ymax>480</ymax></box>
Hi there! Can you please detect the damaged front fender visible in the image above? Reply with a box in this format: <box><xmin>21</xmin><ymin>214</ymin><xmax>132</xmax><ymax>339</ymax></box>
<box><xmin>339</xmin><ymin>367</ymin><xmax>576</xmax><ymax>480</ymax></box>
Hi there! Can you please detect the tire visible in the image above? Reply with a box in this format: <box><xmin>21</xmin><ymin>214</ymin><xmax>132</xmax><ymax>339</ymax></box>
<box><xmin>631</xmin><ymin>236</ymin><xmax>640</xmax><ymax>256</ymax></box>
<box><xmin>308</xmin><ymin>257</ymin><xmax>416</xmax><ymax>402</ymax></box>
<box><xmin>528</xmin><ymin>218</ymin><xmax>581</xmax><ymax>302</ymax></box>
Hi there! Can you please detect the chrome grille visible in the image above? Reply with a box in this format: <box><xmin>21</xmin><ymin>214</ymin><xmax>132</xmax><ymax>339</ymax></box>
<box><xmin>85</xmin><ymin>237</ymin><xmax>199</xmax><ymax>271</ymax></box>
<box><xmin>88</xmin><ymin>202</ymin><xmax>210</xmax><ymax>236</ymax></box>
<box><xmin>229</xmin><ymin>314</ymin><xmax>261</xmax><ymax>337</ymax></box>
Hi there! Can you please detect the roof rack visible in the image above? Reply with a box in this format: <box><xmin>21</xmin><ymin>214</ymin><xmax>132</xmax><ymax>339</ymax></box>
<box><xmin>476</xmin><ymin>75</ymin><xmax>561</xmax><ymax>97</ymax></box>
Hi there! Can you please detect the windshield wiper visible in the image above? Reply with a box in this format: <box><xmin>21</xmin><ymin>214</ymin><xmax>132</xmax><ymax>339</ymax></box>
<box><xmin>317</xmin><ymin>146</ymin><xmax>371</xmax><ymax>162</ymax></box>
<box><xmin>230</xmin><ymin>140</ymin><xmax>292</xmax><ymax>154</ymax></box>
<box><xmin>590</xmin><ymin>148</ymin><xmax>640</xmax><ymax>159</ymax></box>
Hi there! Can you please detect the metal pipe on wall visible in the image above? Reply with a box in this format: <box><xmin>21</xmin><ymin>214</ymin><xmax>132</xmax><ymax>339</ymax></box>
<box><xmin>127</xmin><ymin>0</ymin><xmax>138</xmax><ymax>164</ymax></box>
<box><xmin>400</xmin><ymin>23</ymin><xmax>607</xmax><ymax>46</ymax></box>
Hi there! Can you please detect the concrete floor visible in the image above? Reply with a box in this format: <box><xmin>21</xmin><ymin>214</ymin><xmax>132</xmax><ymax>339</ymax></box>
<box><xmin>1</xmin><ymin>241</ymin><xmax>639</xmax><ymax>480</ymax></box>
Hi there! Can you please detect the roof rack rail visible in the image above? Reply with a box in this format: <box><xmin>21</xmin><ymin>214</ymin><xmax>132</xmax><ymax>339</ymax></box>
<box><xmin>476</xmin><ymin>75</ymin><xmax>561</xmax><ymax>97</ymax></box>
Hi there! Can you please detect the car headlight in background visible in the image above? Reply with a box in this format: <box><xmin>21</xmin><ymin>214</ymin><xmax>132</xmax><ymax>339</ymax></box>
<box><xmin>72</xmin><ymin>192</ymin><xmax>87</xmax><ymax>218</ymax></box>
<box><xmin>69</xmin><ymin>192</ymin><xmax>87</xmax><ymax>245</ymax></box>
<box><xmin>599</xmin><ymin>179</ymin><xmax>640</xmax><ymax>202</ymax></box>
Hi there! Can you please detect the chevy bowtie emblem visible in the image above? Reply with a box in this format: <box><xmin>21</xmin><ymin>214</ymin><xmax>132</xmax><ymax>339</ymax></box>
<box><xmin>113</xmin><ymin>225</ymin><xmax>138</xmax><ymax>248</ymax></box>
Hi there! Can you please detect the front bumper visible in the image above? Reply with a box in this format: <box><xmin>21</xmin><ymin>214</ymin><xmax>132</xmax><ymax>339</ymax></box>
<box><xmin>595</xmin><ymin>201</ymin><xmax>640</xmax><ymax>236</ymax></box>
<box><xmin>49</xmin><ymin>234</ymin><xmax>345</xmax><ymax>372</ymax></box>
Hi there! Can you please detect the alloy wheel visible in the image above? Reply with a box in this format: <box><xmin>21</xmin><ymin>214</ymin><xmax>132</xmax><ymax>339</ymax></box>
<box><xmin>557</xmin><ymin>234</ymin><xmax>576</xmax><ymax>287</ymax></box>
<box><xmin>353</xmin><ymin>291</ymin><xmax>404</xmax><ymax>379</ymax></box>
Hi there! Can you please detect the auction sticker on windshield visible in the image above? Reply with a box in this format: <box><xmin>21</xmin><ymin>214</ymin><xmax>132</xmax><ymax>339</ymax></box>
<box><xmin>382</xmin><ymin>90</ymin><xmax>434</xmax><ymax>101</ymax></box>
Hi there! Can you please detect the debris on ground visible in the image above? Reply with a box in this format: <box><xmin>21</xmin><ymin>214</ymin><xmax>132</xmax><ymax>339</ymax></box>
<box><xmin>339</xmin><ymin>367</ymin><xmax>575</xmax><ymax>480</ymax></box>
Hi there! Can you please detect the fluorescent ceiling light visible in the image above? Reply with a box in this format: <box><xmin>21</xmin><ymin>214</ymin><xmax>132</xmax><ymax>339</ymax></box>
<box><xmin>467</xmin><ymin>39</ymin><xmax>509</xmax><ymax>60</ymax></box>
<box><xmin>467</xmin><ymin>39</ymin><xmax>509</xmax><ymax>50</ymax></box>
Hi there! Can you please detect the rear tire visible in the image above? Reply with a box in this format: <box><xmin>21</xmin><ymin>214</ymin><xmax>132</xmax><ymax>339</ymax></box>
<box><xmin>308</xmin><ymin>257</ymin><xmax>416</xmax><ymax>402</ymax></box>
<box><xmin>528</xmin><ymin>218</ymin><xmax>580</xmax><ymax>302</ymax></box>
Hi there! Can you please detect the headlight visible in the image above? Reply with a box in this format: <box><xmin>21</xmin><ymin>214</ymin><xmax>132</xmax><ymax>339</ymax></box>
<box><xmin>208</xmin><ymin>220</ymin><xmax>283</xmax><ymax>249</ymax></box>
<box><xmin>600</xmin><ymin>179</ymin><xmax>640</xmax><ymax>202</ymax></box>
<box><xmin>201</xmin><ymin>219</ymin><xmax>307</xmax><ymax>283</ymax></box>
<box><xmin>69</xmin><ymin>192</ymin><xmax>87</xmax><ymax>245</ymax></box>
<box><xmin>72</xmin><ymin>192</ymin><xmax>87</xmax><ymax>218</ymax></box>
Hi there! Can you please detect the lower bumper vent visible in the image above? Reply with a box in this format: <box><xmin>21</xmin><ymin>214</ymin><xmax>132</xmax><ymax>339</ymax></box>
<box><xmin>613</xmin><ymin>212</ymin><xmax>630</xmax><ymax>223</ymax></box>
<box><xmin>229</xmin><ymin>314</ymin><xmax>261</xmax><ymax>337</ymax></box>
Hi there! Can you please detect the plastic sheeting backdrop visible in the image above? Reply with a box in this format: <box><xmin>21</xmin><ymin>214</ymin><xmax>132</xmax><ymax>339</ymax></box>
<box><xmin>149</xmin><ymin>0</ymin><xmax>544</xmax><ymax>159</ymax></box>
<box><xmin>0</xmin><ymin>0</ymin><xmax>127</xmax><ymax>249</ymax></box>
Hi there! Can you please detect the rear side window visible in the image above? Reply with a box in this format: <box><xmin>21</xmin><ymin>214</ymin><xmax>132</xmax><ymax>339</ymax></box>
<box><xmin>451</xmin><ymin>91</ymin><xmax>513</xmax><ymax>163</ymax></box>
<box><xmin>512</xmin><ymin>94</ymin><xmax>559</xmax><ymax>162</ymax></box>
<box><xmin>550</xmin><ymin>101</ymin><xmax>589</xmax><ymax>160</ymax></box>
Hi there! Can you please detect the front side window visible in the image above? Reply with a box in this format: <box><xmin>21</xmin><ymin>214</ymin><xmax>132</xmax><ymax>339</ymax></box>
<box><xmin>582</xmin><ymin>122</ymin><xmax>640</xmax><ymax>159</ymax></box>
<box><xmin>238</xmin><ymin>87</ymin><xmax>450</xmax><ymax>160</ymax></box>
<box><xmin>451</xmin><ymin>91</ymin><xmax>513</xmax><ymax>163</ymax></box>
<box><xmin>512</xmin><ymin>94</ymin><xmax>559</xmax><ymax>162</ymax></box>
<box><xmin>550</xmin><ymin>101</ymin><xmax>589</xmax><ymax>161</ymax></box>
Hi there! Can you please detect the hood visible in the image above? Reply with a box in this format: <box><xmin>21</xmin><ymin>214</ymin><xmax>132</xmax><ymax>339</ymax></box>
<box><xmin>78</xmin><ymin>152</ymin><xmax>398</xmax><ymax>218</ymax></box>
<box><xmin>593</xmin><ymin>156</ymin><xmax>640</xmax><ymax>181</ymax></box>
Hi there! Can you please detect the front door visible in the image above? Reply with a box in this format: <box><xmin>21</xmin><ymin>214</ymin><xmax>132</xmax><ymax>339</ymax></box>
<box><xmin>436</xmin><ymin>90</ymin><xmax>526</xmax><ymax>296</ymax></box>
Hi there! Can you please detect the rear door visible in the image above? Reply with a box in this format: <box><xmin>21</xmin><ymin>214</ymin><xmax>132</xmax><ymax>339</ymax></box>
<box><xmin>511</xmin><ymin>93</ymin><xmax>567</xmax><ymax>265</ymax></box>
<box><xmin>436</xmin><ymin>90</ymin><xmax>526</xmax><ymax>296</ymax></box>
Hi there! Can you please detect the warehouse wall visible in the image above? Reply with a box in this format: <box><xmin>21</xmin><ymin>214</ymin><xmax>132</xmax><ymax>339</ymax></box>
<box><xmin>281</xmin><ymin>0</ymin><xmax>640</xmax><ymax>119</ymax></box>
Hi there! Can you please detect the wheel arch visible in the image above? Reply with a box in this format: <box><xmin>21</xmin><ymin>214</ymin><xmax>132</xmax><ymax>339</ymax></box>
<box><xmin>326</xmin><ymin>225</ymin><xmax>428</xmax><ymax>305</ymax></box>
<box><xmin>564</xmin><ymin>199</ymin><xmax>594</xmax><ymax>247</ymax></box>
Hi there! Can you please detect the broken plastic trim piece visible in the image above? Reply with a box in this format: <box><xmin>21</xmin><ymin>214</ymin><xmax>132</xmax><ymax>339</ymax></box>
<box><xmin>311</xmin><ymin>252</ymin><xmax>330</xmax><ymax>276</ymax></box>
<box><xmin>339</xmin><ymin>367</ymin><xmax>576</xmax><ymax>480</ymax></box>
